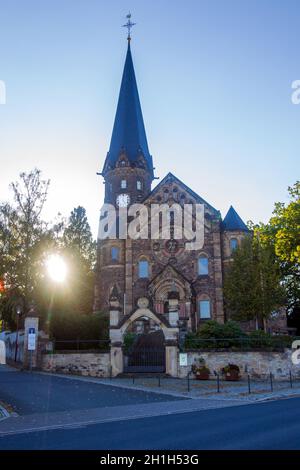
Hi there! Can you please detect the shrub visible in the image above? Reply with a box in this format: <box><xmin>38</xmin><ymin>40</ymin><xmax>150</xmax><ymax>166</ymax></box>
<box><xmin>123</xmin><ymin>332</ymin><xmax>137</xmax><ymax>353</ymax></box>
<box><xmin>50</xmin><ymin>311</ymin><xmax>109</xmax><ymax>350</ymax></box>
<box><xmin>248</xmin><ymin>331</ymin><xmax>293</xmax><ymax>350</ymax></box>
<box><xmin>222</xmin><ymin>363</ymin><xmax>240</xmax><ymax>373</ymax></box>
<box><xmin>248</xmin><ymin>330</ymin><xmax>272</xmax><ymax>349</ymax></box>
<box><xmin>197</xmin><ymin>320</ymin><xmax>245</xmax><ymax>338</ymax></box>
<box><xmin>269</xmin><ymin>334</ymin><xmax>293</xmax><ymax>349</ymax></box>
<box><xmin>221</xmin><ymin>363</ymin><xmax>241</xmax><ymax>377</ymax></box>
<box><xmin>184</xmin><ymin>322</ymin><xmax>296</xmax><ymax>351</ymax></box>
<box><xmin>184</xmin><ymin>332</ymin><xmax>198</xmax><ymax>349</ymax></box>
<box><xmin>196</xmin><ymin>320</ymin><xmax>246</xmax><ymax>348</ymax></box>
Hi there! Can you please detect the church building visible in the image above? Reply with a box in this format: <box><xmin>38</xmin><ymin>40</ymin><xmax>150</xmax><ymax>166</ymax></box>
<box><xmin>93</xmin><ymin>30</ymin><xmax>249</xmax><ymax>340</ymax></box>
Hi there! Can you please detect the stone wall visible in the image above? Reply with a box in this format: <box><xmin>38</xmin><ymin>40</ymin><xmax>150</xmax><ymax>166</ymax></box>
<box><xmin>42</xmin><ymin>352</ymin><xmax>111</xmax><ymax>378</ymax></box>
<box><xmin>179</xmin><ymin>350</ymin><xmax>300</xmax><ymax>380</ymax></box>
<box><xmin>41</xmin><ymin>349</ymin><xmax>300</xmax><ymax>381</ymax></box>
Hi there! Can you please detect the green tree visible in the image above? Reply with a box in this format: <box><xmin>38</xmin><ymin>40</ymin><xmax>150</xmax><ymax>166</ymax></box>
<box><xmin>48</xmin><ymin>206</ymin><xmax>96</xmax><ymax>315</ymax></box>
<box><xmin>259</xmin><ymin>182</ymin><xmax>300</xmax><ymax>263</ymax></box>
<box><xmin>34</xmin><ymin>207</ymin><xmax>97</xmax><ymax>324</ymax></box>
<box><xmin>0</xmin><ymin>170</ymin><xmax>51</xmax><ymax>327</ymax></box>
<box><xmin>224</xmin><ymin>235</ymin><xmax>284</xmax><ymax>330</ymax></box>
<box><xmin>259</xmin><ymin>182</ymin><xmax>300</xmax><ymax>315</ymax></box>
<box><xmin>63</xmin><ymin>206</ymin><xmax>96</xmax><ymax>268</ymax></box>
<box><xmin>0</xmin><ymin>173</ymin><xmax>99</xmax><ymax>331</ymax></box>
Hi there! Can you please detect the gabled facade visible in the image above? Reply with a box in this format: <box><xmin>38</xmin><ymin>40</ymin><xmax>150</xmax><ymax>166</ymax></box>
<box><xmin>93</xmin><ymin>38</ymin><xmax>249</xmax><ymax>332</ymax></box>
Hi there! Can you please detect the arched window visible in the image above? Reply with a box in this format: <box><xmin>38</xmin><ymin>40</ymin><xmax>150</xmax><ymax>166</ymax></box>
<box><xmin>230</xmin><ymin>238</ymin><xmax>238</xmax><ymax>253</ymax></box>
<box><xmin>121</xmin><ymin>179</ymin><xmax>127</xmax><ymax>189</ymax></box>
<box><xmin>199</xmin><ymin>299</ymin><xmax>211</xmax><ymax>319</ymax></box>
<box><xmin>138</xmin><ymin>259</ymin><xmax>149</xmax><ymax>278</ymax></box>
<box><xmin>137</xmin><ymin>180</ymin><xmax>142</xmax><ymax>190</ymax></box>
<box><xmin>198</xmin><ymin>255</ymin><xmax>209</xmax><ymax>275</ymax></box>
<box><xmin>111</xmin><ymin>247</ymin><xmax>119</xmax><ymax>261</ymax></box>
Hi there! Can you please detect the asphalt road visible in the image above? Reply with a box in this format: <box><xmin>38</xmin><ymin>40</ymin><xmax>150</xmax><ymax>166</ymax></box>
<box><xmin>0</xmin><ymin>369</ymin><xmax>182</xmax><ymax>415</ymax></box>
<box><xmin>1</xmin><ymin>367</ymin><xmax>300</xmax><ymax>449</ymax></box>
<box><xmin>1</xmin><ymin>396</ymin><xmax>300</xmax><ymax>449</ymax></box>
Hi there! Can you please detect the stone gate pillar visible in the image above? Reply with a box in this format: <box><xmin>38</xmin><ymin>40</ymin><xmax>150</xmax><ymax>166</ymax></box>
<box><xmin>165</xmin><ymin>292</ymin><xmax>179</xmax><ymax>376</ymax></box>
<box><xmin>110</xmin><ymin>343</ymin><xmax>123</xmax><ymax>376</ymax></box>
<box><xmin>23</xmin><ymin>307</ymin><xmax>39</xmax><ymax>370</ymax></box>
<box><xmin>165</xmin><ymin>342</ymin><xmax>179</xmax><ymax>377</ymax></box>
<box><xmin>109</xmin><ymin>286</ymin><xmax>124</xmax><ymax>376</ymax></box>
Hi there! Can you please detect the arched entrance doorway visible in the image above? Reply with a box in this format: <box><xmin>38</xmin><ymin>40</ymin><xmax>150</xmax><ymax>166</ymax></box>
<box><xmin>109</xmin><ymin>297</ymin><xmax>179</xmax><ymax>376</ymax></box>
<box><xmin>124</xmin><ymin>328</ymin><xmax>165</xmax><ymax>373</ymax></box>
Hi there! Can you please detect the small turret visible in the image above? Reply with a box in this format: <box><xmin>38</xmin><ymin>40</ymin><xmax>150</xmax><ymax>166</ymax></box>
<box><xmin>222</xmin><ymin>206</ymin><xmax>249</xmax><ymax>232</ymax></box>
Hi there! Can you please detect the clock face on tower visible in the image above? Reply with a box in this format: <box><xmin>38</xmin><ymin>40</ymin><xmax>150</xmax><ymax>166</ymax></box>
<box><xmin>116</xmin><ymin>193</ymin><xmax>130</xmax><ymax>207</ymax></box>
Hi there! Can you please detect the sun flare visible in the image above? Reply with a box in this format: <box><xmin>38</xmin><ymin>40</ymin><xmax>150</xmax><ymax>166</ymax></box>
<box><xmin>46</xmin><ymin>254</ymin><xmax>67</xmax><ymax>283</ymax></box>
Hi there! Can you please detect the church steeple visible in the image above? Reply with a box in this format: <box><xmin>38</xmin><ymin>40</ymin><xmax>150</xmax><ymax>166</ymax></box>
<box><xmin>102</xmin><ymin>40</ymin><xmax>153</xmax><ymax>177</ymax></box>
<box><xmin>101</xmin><ymin>19</ymin><xmax>154</xmax><ymax>207</ymax></box>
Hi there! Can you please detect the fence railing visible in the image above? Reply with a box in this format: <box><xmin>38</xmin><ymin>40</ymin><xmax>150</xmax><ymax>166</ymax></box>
<box><xmin>51</xmin><ymin>339</ymin><xmax>110</xmax><ymax>352</ymax></box>
<box><xmin>119</xmin><ymin>370</ymin><xmax>300</xmax><ymax>395</ymax></box>
<box><xmin>184</xmin><ymin>336</ymin><xmax>297</xmax><ymax>351</ymax></box>
<box><xmin>49</xmin><ymin>335</ymin><xmax>298</xmax><ymax>352</ymax></box>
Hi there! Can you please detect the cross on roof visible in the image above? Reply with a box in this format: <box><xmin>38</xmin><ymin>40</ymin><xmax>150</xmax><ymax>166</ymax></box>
<box><xmin>122</xmin><ymin>13</ymin><xmax>136</xmax><ymax>41</ymax></box>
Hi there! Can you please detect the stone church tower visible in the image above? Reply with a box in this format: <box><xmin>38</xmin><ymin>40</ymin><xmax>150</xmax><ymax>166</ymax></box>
<box><xmin>93</xmin><ymin>36</ymin><xmax>249</xmax><ymax>335</ymax></box>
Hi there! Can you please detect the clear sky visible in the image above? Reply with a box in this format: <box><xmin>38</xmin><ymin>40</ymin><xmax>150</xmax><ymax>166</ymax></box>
<box><xmin>0</xmin><ymin>0</ymin><xmax>299</xmax><ymax>236</ymax></box>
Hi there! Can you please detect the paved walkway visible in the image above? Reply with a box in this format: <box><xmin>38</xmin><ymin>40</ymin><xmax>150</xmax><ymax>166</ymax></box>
<box><xmin>96</xmin><ymin>375</ymin><xmax>300</xmax><ymax>401</ymax></box>
<box><xmin>1</xmin><ymin>365</ymin><xmax>300</xmax><ymax>438</ymax></box>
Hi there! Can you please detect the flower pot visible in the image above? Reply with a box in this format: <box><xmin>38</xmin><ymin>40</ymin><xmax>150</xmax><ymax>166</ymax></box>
<box><xmin>195</xmin><ymin>372</ymin><xmax>210</xmax><ymax>380</ymax></box>
<box><xmin>225</xmin><ymin>370</ymin><xmax>240</xmax><ymax>381</ymax></box>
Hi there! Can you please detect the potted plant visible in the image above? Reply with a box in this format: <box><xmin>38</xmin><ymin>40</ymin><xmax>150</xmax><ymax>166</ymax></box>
<box><xmin>191</xmin><ymin>357</ymin><xmax>210</xmax><ymax>380</ymax></box>
<box><xmin>221</xmin><ymin>363</ymin><xmax>240</xmax><ymax>381</ymax></box>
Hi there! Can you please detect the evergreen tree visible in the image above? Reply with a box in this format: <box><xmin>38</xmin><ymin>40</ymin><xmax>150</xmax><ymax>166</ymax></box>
<box><xmin>55</xmin><ymin>206</ymin><xmax>96</xmax><ymax>317</ymax></box>
<box><xmin>63</xmin><ymin>206</ymin><xmax>95</xmax><ymax>268</ymax></box>
<box><xmin>224</xmin><ymin>235</ymin><xmax>284</xmax><ymax>329</ymax></box>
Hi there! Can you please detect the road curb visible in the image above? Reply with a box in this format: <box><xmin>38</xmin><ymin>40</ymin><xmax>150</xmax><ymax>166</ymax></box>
<box><xmin>34</xmin><ymin>371</ymin><xmax>300</xmax><ymax>403</ymax></box>
<box><xmin>35</xmin><ymin>371</ymin><xmax>194</xmax><ymax>400</ymax></box>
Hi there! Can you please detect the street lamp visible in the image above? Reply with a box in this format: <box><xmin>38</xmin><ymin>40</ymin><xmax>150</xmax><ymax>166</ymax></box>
<box><xmin>14</xmin><ymin>304</ymin><xmax>23</xmax><ymax>362</ymax></box>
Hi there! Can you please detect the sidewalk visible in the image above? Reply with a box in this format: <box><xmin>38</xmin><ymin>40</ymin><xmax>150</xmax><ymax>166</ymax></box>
<box><xmin>36</xmin><ymin>370</ymin><xmax>300</xmax><ymax>402</ymax></box>
<box><xmin>97</xmin><ymin>376</ymin><xmax>300</xmax><ymax>402</ymax></box>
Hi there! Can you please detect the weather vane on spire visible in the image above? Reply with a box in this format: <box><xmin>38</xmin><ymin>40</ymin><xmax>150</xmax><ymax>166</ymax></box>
<box><xmin>122</xmin><ymin>13</ymin><xmax>136</xmax><ymax>42</ymax></box>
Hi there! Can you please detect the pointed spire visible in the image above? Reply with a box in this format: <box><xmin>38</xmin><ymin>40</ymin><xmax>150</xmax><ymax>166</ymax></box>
<box><xmin>102</xmin><ymin>39</ymin><xmax>153</xmax><ymax>176</ymax></box>
<box><xmin>222</xmin><ymin>206</ymin><xmax>249</xmax><ymax>232</ymax></box>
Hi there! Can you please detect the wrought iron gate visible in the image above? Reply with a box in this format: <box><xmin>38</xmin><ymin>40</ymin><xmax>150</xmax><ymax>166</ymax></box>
<box><xmin>124</xmin><ymin>347</ymin><xmax>165</xmax><ymax>373</ymax></box>
<box><xmin>124</xmin><ymin>331</ymin><xmax>166</xmax><ymax>373</ymax></box>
